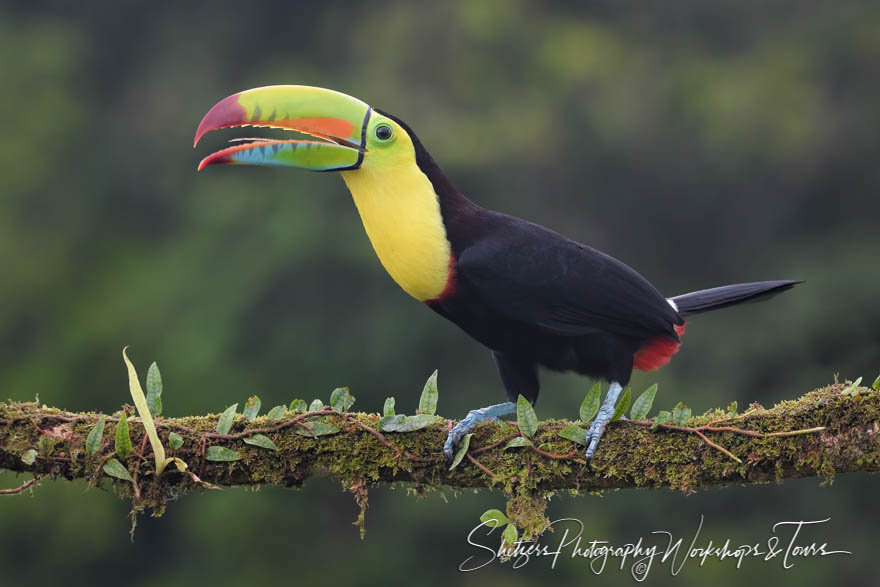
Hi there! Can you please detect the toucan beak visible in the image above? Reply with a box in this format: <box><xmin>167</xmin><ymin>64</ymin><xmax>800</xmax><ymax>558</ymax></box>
<box><xmin>194</xmin><ymin>85</ymin><xmax>371</xmax><ymax>171</ymax></box>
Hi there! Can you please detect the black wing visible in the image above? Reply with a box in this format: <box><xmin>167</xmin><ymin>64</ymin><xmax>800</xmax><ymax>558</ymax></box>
<box><xmin>456</xmin><ymin>213</ymin><xmax>683</xmax><ymax>341</ymax></box>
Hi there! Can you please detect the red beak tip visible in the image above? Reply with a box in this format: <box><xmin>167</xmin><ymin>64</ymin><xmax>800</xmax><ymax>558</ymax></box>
<box><xmin>197</xmin><ymin>151</ymin><xmax>235</xmax><ymax>171</ymax></box>
<box><xmin>194</xmin><ymin>92</ymin><xmax>247</xmax><ymax>147</ymax></box>
<box><xmin>193</xmin><ymin>123</ymin><xmax>212</xmax><ymax>148</ymax></box>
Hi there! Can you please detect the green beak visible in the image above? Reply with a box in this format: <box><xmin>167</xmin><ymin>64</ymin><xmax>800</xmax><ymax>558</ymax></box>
<box><xmin>194</xmin><ymin>85</ymin><xmax>370</xmax><ymax>171</ymax></box>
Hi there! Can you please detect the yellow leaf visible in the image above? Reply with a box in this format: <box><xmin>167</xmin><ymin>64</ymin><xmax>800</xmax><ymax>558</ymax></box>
<box><xmin>123</xmin><ymin>347</ymin><xmax>167</xmax><ymax>475</ymax></box>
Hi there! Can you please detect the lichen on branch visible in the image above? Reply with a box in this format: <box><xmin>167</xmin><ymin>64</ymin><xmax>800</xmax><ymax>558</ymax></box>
<box><xmin>1</xmin><ymin>382</ymin><xmax>879</xmax><ymax>539</ymax></box>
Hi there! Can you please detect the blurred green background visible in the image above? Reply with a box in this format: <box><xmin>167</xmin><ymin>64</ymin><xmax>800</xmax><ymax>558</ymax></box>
<box><xmin>1</xmin><ymin>1</ymin><xmax>878</xmax><ymax>585</ymax></box>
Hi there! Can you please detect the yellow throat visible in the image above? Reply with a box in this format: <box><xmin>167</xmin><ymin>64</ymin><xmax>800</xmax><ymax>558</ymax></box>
<box><xmin>341</xmin><ymin>155</ymin><xmax>452</xmax><ymax>302</ymax></box>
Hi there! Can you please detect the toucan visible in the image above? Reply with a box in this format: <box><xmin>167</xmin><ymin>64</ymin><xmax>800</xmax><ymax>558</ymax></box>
<box><xmin>194</xmin><ymin>85</ymin><xmax>800</xmax><ymax>461</ymax></box>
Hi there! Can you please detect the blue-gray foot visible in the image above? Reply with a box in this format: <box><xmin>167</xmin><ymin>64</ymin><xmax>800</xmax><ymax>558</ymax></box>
<box><xmin>444</xmin><ymin>402</ymin><xmax>516</xmax><ymax>460</ymax></box>
<box><xmin>584</xmin><ymin>381</ymin><xmax>624</xmax><ymax>460</ymax></box>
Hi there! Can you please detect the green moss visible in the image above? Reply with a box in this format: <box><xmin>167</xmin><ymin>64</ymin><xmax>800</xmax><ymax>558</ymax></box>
<box><xmin>1</xmin><ymin>383</ymin><xmax>878</xmax><ymax>540</ymax></box>
<box><xmin>506</xmin><ymin>491</ymin><xmax>550</xmax><ymax>540</ymax></box>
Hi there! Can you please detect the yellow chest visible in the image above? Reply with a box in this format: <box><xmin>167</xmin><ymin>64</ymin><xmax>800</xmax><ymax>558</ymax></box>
<box><xmin>342</xmin><ymin>164</ymin><xmax>452</xmax><ymax>302</ymax></box>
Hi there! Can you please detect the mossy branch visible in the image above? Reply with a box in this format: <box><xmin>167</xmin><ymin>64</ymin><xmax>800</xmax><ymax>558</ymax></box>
<box><xmin>1</xmin><ymin>383</ymin><xmax>878</xmax><ymax>534</ymax></box>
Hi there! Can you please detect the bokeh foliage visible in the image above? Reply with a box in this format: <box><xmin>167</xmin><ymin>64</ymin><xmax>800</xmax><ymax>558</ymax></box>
<box><xmin>1</xmin><ymin>1</ymin><xmax>878</xmax><ymax>585</ymax></box>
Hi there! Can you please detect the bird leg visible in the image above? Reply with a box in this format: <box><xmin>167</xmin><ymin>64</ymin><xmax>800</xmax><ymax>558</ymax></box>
<box><xmin>585</xmin><ymin>381</ymin><xmax>623</xmax><ymax>460</ymax></box>
<box><xmin>443</xmin><ymin>402</ymin><xmax>516</xmax><ymax>460</ymax></box>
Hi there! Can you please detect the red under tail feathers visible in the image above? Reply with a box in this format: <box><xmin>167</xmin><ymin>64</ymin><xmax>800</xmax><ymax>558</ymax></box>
<box><xmin>633</xmin><ymin>322</ymin><xmax>687</xmax><ymax>372</ymax></box>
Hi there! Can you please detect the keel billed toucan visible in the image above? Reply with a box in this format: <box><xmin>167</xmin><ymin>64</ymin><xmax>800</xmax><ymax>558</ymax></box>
<box><xmin>194</xmin><ymin>85</ymin><xmax>800</xmax><ymax>461</ymax></box>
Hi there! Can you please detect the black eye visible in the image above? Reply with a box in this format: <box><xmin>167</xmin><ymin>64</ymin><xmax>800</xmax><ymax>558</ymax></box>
<box><xmin>375</xmin><ymin>124</ymin><xmax>393</xmax><ymax>140</ymax></box>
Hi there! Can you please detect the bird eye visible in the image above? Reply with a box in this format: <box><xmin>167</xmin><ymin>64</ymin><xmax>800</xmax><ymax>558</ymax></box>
<box><xmin>375</xmin><ymin>124</ymin><xmax>393</xmax><ymax>141</ymax></box>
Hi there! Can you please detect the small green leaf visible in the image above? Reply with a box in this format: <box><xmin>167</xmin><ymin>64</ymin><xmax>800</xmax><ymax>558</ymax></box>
<box><xmin>145</xmin><ymin>362</ymin><xmax>163</xmax><ymax>416</ymax></box>
<box><xmin>630</xmin><ymin>384</ymin><xmax>657</xmax><ymax>420</ymax></box>
<box><xmin>726</xmin><ymin>401</ymin><xmax>738</xmax><ymax>418</ymax></box>
<box><xmin>329</xmin><ymin>387</ymin><xmax>344</xmax><ymax>410</ymax></box>
<box><xmin>558</xmin><ymin>426</ymin><xmax>588</xmax><ymax>446</ymax></box>
<box><xmin>308</xmin><ymin>399</ymin><xmax>324</xmax><ymax>412</ymax></box>
<box><xmin>289</xmin><ymin>399</ymin><xmax>307</xmax><ymax>412</ymax></box>
<box><xmin>344</xmin><ymin>393</ymin><xmax>355</xmax><ymax>412</ymax></box>
<box><xmin>205</xmin><ymin>446</ymin><xmax>240</xmax><ymax>461</ymax></box>
<box><xmin>417</xmin><ymin>370</ymin><xmax>439</xmax><ymax>415</ymax></box>
<box><xmin>103</xmin><ymin>458</ymin><xmax>133</xmax><ymax>481</ymax></box>
<box><xmin>115</xmin><ymin>413</ymin><xmax>132</xmax><ymax>459</ymax></box>
<box><xmin>406</xmin><ymin>415</ymin><xmax>439</xmax><ymax>431</ymax></box>
<box><xmin>480</xmin><ymin>509</ymin><xmax>509</xmax><ymax>527</ymax></box>
<box><xmin>516</xmin><ymin>395</ymin><xmax>538</xmax><ymax>438</ymax></box>
<box><xmin>380</xmin><ymin>414</ymin><xmax>438</xmax><ymax>432</ymax></box>
<box><xmin>651</xmin><ymin>410</ymin><xmax>672</xmax><ymax>429</ymax></box>
<box><xmin>872</xmin><ymin>374</ymin><xmax>880</xmax><ymax>392</ymax></box>
<box><xmin>21</xmin><ymin>449</ymin><xmax>37</xmax><ymax>465</ymax></box>
<box><xmin>216</xmin><ymin>404</ymin><xmax>237</xmax><ymax>435</ymax></box>
<box><xmin>842</xmin><ymin>377</ymin><xmax>863</xmax><ymax>396</ymax></box>
<box><xmin>38</xmin><ymin>435</ymin><xmax>54</xmax><ymax>456</ymax></box>
<box><xmin>383</xmin><ymin>397</ymin><xmax>395</xmax><ymax>417</ymax></box>
<box><xmin>243</xmin><ymin>434</ymin><xmax>278</xmax><ymax>451</ymax></box>
<box><xmin>330</xmin><ymin>387</ymin><xmax>355</xmax><ymax>412</ymax></box>
<box><xmin>266</xmin><ymin>405</ymin><xmax>286</xmax><ymax>420</ymax></box>
<box><xmin>610</xmin><ymin>387</ymin><xmax>631</xmax><ymax>422</ymax></box>
<box><xmin>449</xmin><ymin>433</ymin><xmax>472</xmax><ymax>470</ymax></box>
<box><xmin>379</xmin><ymin>414</ymin><xmax>405</xmax><ymax>432</ymax></box>
<box><xmin>504</xmin><ymin>436</ymin><xmax>533</xmax><ymax>450</ymax></box>
<box><xmin>86</xmin><ymin>416</ymin><xmax>106</xmax><ymax>456</ymax></box>
<box><xmin>295</xmin><ymin>421</ymin><xmax>340</xmax><ymax>437</ymax></box>
<box><xmin>580</xmin><ymin>382</ymin><xmax>601</xmax><ymax>422</ymax></box>
<box><xmin>243</xmin><ymin>396</ymin><xmax>261</xmax><ymax>420</ymax></box>
<box><xmin>503</xmin><ymin>523</ymin><xmax>518</xmax><ymax>546</ymax></box>
<box><xmin>164</xmin><ymin>456</ymin><xmax>187</xmax><ymax>472</ymax></box>
<box><xmin>168</xmin><ymin>432</ymin><xmax>183</xmax><ymax>450</ymax></box>
<box><xmin>672</xmin><ymin>402</ymin><xmax>691</xmax><ymax>426</ymax></box>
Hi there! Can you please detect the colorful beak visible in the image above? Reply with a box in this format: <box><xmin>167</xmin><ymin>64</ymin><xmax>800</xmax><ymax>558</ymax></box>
<box><xmin>194</xmin><ymin>85</ymin><xmax>371</xmax><ymax>171</ymax></box>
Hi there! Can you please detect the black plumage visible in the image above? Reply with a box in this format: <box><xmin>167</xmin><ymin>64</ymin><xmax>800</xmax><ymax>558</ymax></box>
<box><xmin>382</xmin><ymin>111</ymin><xmax>800</xmax><ymax>406</ymax></box>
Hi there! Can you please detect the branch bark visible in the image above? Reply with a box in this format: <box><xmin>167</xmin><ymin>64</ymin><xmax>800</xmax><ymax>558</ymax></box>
<box><xmin>1</xmin><ymin>383</ymin><xmax>878</xmax><ymax>530</ymax></box>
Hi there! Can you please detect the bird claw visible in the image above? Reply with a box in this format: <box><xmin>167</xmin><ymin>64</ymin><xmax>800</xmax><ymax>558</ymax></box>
<box><xmin>443</xmin><ymin>410</ymin><xmax>484</xmax><ymax>460</ymax></box>
<box><xmin>443</xmin><ymin>402</ymin><xmax>516</xmax><ymax>460</ymax></box>
<box><xmin>443</xmin><ymin>425</ymin><xmax>467</xmax><ymax>460</ymax></box>
<box><xmin>584</xmin><ymin>418</ymin><xmax>607</xmax><ymax>461</ymax></box>
<box><xmin>583</xmin><ymin>381</ymin><xmax>623</xmax><ymax>461</ymax></box>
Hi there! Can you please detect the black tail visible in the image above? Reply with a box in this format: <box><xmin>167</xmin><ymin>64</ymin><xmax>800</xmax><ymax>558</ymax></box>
<box><xmin>670</xmin><ymin>280</ymin><xmax>802</xmax><ymax>317</ymax></box>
